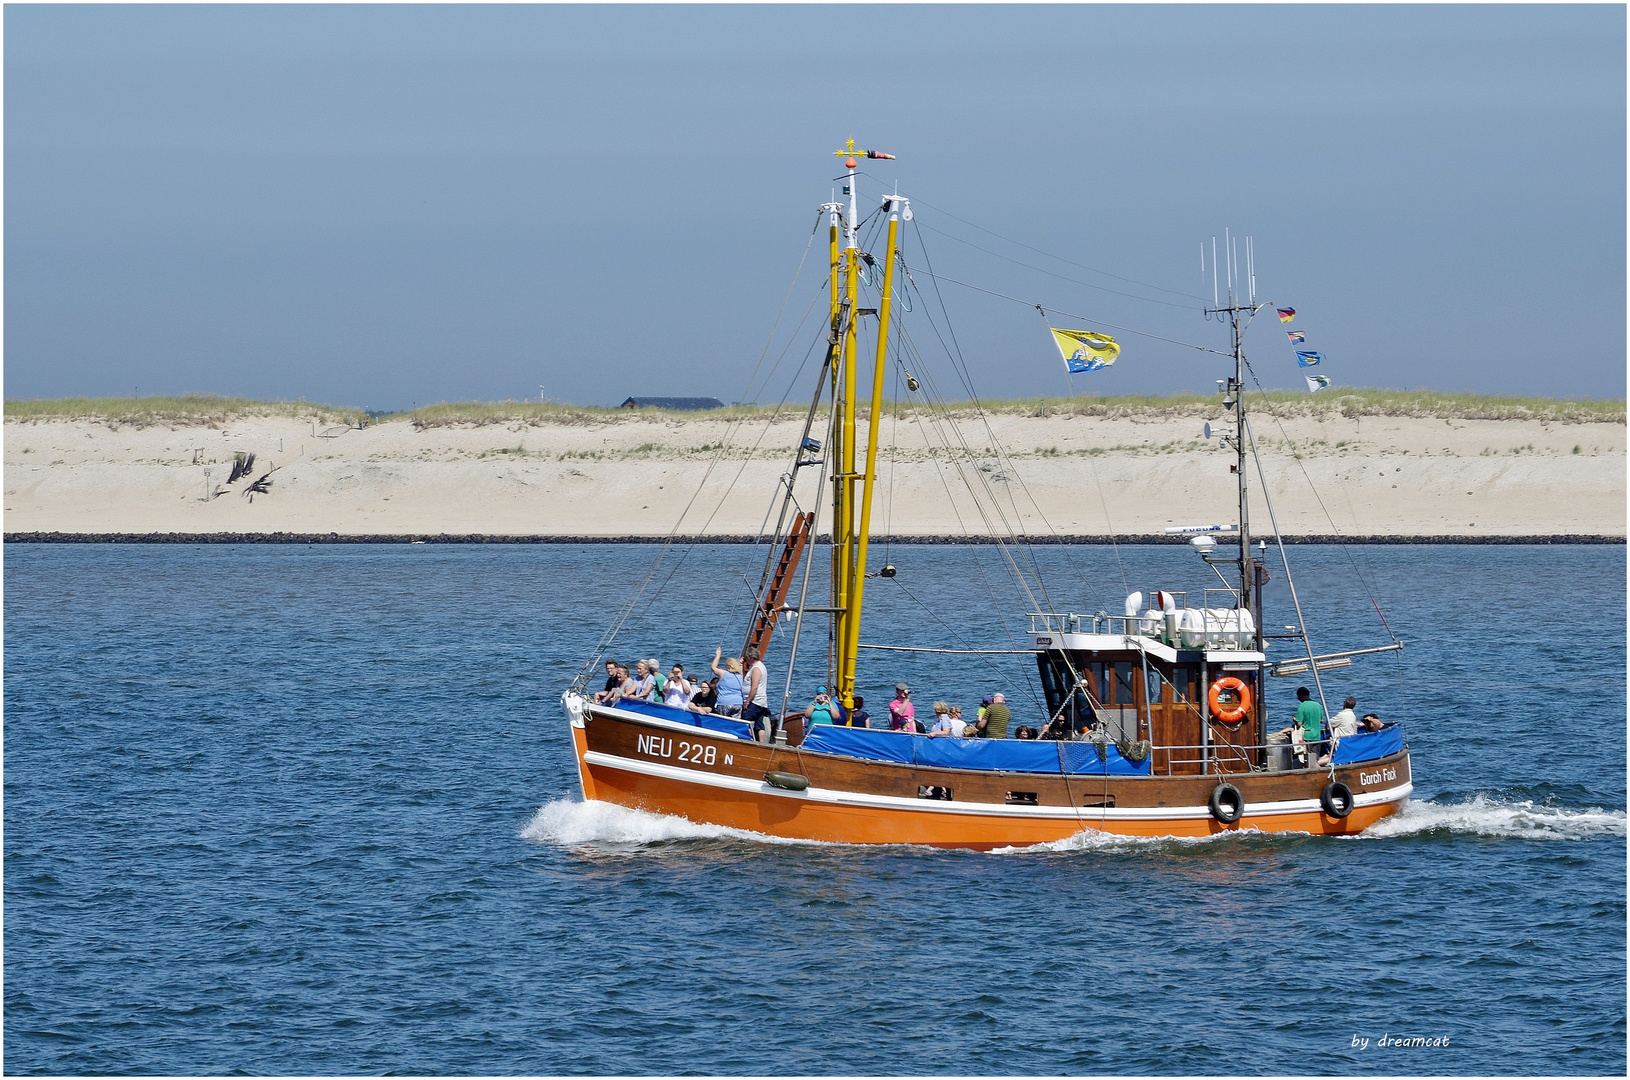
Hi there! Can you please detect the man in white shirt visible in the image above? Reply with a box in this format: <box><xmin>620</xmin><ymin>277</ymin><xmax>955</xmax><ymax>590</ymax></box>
<box><xmin>1321</xmin><ymin>696</ymin><xmax>1359</xmax><ymax>766</ymax></box>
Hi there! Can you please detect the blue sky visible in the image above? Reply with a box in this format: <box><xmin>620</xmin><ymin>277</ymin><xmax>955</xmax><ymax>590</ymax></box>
<box><xmin>5</xmin><ymin>5</ymin><xmax>1624</xmax><ymax>409</ymax></box>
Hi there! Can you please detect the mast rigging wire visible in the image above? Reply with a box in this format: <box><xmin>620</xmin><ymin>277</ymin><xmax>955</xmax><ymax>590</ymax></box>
<box><xmin>914</xmin><ymin>220</ymin><xmax>1204</xmax><ymax>311</ymax></box>
<box><xmin>857</xmin><ymin>176</ymin><xmax>1208</xmax><ymax>304</ymax></box>
<box><xmin>900</xmin><ymin>263</ymin><xmax>1232</xmax><ymax>357</ymax></box>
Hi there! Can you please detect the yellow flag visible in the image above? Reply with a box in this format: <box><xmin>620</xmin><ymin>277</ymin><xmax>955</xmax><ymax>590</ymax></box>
<box><xmin>1050</xmin><ymin>328</ymin><xmax>1120</xmax><ymax>373</ymax></box>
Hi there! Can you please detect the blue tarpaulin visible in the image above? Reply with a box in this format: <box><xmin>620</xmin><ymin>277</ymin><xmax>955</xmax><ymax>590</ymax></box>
<box><xmin>800</xmin><ymin>725</ymin><xmax>916</xmax><ymax>764</ymax></box>
<box><xmin>801</xmin><ymin>725</ymin><xmax>1153</xmax><ymax>775</ymax></box>
<box><xmin>1330</xmin><ymin>723</ymin><xmax>1405</xmax><ymax>765</ymax></box>
<box><xmin>1057</xmin><ymin>741</ymin><xmax>1154</xmax><ymax>775</ymax></box>
<box><xmin>914</xmin><ymin>736</ymin><xmax>1065</xmax><ymax>773</ymax></box>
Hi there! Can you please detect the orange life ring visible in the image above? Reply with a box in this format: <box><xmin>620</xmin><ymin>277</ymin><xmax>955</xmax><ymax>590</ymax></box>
<box><xmin>1208</xmin><ymin>676</ymin><xmax>1252</xmax><ymax>724</ymax></box>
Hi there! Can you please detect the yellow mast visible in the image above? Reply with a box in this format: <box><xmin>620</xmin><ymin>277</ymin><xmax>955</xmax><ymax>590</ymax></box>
<box><xmin>839</xmin><ymin>192</ymin><xmax>906</xmax><ymax>706</ymax></box>
<box><xmin>825</xmin><ymin>140</ymin><xmax>898</xmax><ymax>707</ymax></box>
<box><xmin>831</xmin><ymin>140</ymin><xmax>863</xmax><ymax>685</ymax></box>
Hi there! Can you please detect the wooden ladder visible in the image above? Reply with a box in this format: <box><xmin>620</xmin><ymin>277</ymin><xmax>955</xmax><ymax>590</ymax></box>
<box><xmin>744</xmin><ymin>510</ymin><xmax>812</xmax><ymax>659</ymax></box>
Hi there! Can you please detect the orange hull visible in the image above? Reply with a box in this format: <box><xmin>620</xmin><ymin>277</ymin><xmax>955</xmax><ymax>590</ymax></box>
<box><xmin>569</xmin><ymin>723</ymin><xmax>1407</xmax><ymax>849</ymax></box>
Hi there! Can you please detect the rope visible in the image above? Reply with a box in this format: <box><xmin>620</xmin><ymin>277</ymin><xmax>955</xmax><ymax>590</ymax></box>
<box><xmin>572</xmin><ymin>217</ymin><xmax>825</xmax><ymax>688</ymax></box>
<box><xmin>1240</xmin><ymin>356</ymin><xmax>1400</xmax><ymax>645</ymax></box>
<box><xmin>858</xmin><ymin>179</ymin><xmax>1209</xmax><ymax>303</ymax></box>
<box><xmin>914</xmin><ymin>220</ymin><xmax>1203</xmax><ymax>311</ymax></box>
<box><xmin>902</xmin><ymin>262</ymin><xmax>1231</xmax><ymax>357</ymax></box>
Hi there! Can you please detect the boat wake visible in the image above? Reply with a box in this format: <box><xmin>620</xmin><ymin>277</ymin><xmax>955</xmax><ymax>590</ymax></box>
<box><xmin>520</xmin><ymin>799</ymin><xmax>818</xmax><ymax>850</ymax></box>
<box><xmin>1347</xmin><ymin>794</ymin><xmax>1626</xmax><ymax>841</ymax></box>
<box><xmin>993</xmin><ymin>828</ymin><xmax>1274</xmax><ymax>856</ymax></box>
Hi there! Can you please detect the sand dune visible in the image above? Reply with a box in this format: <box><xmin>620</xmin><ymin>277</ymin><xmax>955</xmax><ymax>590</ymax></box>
<box><xmin>4</xmin><ymin>410</ymin><xmax>1623</xmax><ymax>538</ymax></box>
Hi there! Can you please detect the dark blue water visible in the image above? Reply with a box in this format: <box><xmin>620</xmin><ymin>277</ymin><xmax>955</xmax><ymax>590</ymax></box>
<box><xmin>5</xmin><ymin>543</ymin><xmax>1624</xmax><ymax>1075</ymax></box>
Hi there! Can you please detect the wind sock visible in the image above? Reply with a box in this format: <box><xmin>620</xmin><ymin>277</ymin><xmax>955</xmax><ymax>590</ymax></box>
<box><xmin>1295</xmin><ymin>350</ymin><xmax>1324</xmax><ymax>368</ymax></box>
<box><xmin>1286</xmin><ymin>330</ymin><xmax>1306</xmax><ymax>344</ymax></box>
<box><xmin>1277</xmin><ymin>308</ymin><xmax>1296</xmax><ymax>323</ymax></box>
<box><xmin>1051</xmin><ymin>328</ymin><xmax>1120</xmax><ymax>373</ymax></box>
<box><xmin>1305</xmin><ymin>374</ymin><xmax>1331</xmax><ymax>393</ymax></box>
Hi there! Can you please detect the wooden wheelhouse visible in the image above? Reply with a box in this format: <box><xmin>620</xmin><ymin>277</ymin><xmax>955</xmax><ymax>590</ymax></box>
<box><xmin>1031</xmin><ymin>598</ymin><xmax>1265</xmax><ymax>776</ymax></box>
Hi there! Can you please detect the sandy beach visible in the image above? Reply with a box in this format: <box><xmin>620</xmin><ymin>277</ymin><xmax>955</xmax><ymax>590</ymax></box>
<box><xmin>4</xmin><ymin>408</ymin><xmax>1624</xmax><ymax>539</ymax></box>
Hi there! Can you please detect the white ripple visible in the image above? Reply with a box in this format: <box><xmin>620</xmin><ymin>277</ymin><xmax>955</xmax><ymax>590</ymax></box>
<box><xmin>519</xmin><ymin>798</ymin><xmax>817</xmax><ymax>848</ymax></box>
<box><xmin>1350</xmin><ymin>795</ymin><xmax>1627</xmax><ymax>841</ymax></box>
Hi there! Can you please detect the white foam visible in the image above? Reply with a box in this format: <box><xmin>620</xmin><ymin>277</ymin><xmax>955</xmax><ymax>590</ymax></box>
<box><xmin>1349</xmin><ymin>795</ymin><xmax>1627</xmax><ymax>841</ymax></box>
<box><xmin>992</xmin><ymin>825</ymin><xmax>1279</xmax><ymax>855</ymax></box>
<box><xmin>519</xmin><ymin>798</ymin><xmax>818</xmax><ymax>849</ymax></box>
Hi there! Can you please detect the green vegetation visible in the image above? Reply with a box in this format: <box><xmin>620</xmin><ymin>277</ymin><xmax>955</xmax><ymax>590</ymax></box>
<box><xmin>4</xmin><ymin>394</ymin><xmax>365</xmax><ymax>427</ymax></box>
<box><xmin>400</xmin><ymin>401</ymin><xmax>780</xmax><ymax>427</ymax></box>
<box><xmin>971</xmin><ymin>388</ymin><xmax>1624</xmax><ymax>423</ymax></box>
<box><xmin>9</xmin><ymin>388</ymin><xmax>1623</xmax><ymax>427</ymax></box>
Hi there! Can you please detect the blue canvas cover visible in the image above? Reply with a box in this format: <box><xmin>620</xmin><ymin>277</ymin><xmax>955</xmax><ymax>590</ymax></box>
<box><xmin>912</xmin><ymin>736</ymin><xmax>1063</xmax><ymax>774</ymax></box>
<box><xmin>1330</xmin><ymin>723</ymin><xmax>1405</xmax><ymax>765</ymax></box>
<box><xmin>800</xmin><ymin>725</ymin><xmax>917</xmax><ymax>765</ymax></box>
<box><xmin>1058</xmin><ymin>741</ymin><xmax>1154</xmax><ymax>776</ymax></box>
<box><xmin>607</xmin><ymin>697</ymin><xmax>753</xmax><ymax>740</ymax></box>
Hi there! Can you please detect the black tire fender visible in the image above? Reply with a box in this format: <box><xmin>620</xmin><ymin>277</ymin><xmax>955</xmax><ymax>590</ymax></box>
<box><xmin>1208</xmin><ymin>782</ymin><xmax>1244</xmax><ymax>825</ymax></box>
<box><xmin>1320</xmin><ymin>780</ymin><xmax>1354</xmax><ymax>819</ymax></box>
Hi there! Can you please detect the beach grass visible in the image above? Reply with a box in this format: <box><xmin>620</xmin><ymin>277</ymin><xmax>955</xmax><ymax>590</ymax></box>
<box><xmin>975</xmin><ymin>388</ymin><xmax>1625</xmax><ymax>423</ymax></box>
<box><xmin>4</xmin><ymin>395</ymin><xmax>367</xmax><ymax>426</ymax></box>
<box><xmin>8</xmin><ymin>389</ymin><xmax>1622</xmax><ymax>426</ymax></box>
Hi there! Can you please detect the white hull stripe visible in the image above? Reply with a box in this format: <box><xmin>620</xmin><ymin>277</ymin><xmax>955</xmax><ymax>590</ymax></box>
<box><xmin>590</xmin><ymin>704</ymin><xmax>742</xmax><ymax>740</ymax></box>
<box><xmin>581</xmin><ymin>749</ymin><xmax>1413</xmax><ymax>823</ymax></box>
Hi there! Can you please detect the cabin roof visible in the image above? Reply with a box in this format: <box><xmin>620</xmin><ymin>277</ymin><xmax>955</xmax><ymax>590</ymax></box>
<box><xmin>619</xmin><ymin>396</ymin><xmax>727</xmax><ymax>410</ymax></box>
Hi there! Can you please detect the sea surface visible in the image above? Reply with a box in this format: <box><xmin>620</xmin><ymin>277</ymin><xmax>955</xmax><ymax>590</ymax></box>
<box><xmin>4</xmin><ymin>542</ymin><xmax>1625</xmax><ymax>1075</ymax></box>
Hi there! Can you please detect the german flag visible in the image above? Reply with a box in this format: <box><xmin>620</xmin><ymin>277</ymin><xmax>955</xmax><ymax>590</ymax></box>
<box><xmin>1276</xmin><ymin>308</ymin><xmax>1296</xmax><ymax>323</ymax></box>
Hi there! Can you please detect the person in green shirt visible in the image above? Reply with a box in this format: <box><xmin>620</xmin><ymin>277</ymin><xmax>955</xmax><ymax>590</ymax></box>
<box><xmin>977</xmin><ymin>693</ymin><xmax>1011</xmax><ymax>739</ymax></box>
<box><xmin>1293</xmin><ymin>686</ymin><xmax>1325</xmax><ymax>768</ymax></box>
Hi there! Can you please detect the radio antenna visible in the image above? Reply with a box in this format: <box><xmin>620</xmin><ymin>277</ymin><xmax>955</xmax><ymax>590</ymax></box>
<box><xmin>1211</xmin><ymin>237</ymin><xmax>1219</xmax><ymax>307</ymax></box>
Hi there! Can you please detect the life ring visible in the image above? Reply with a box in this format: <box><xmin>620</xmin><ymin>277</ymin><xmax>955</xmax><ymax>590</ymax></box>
<box><xmin>1208</xmin><ymin>676</ymin><xmax>1252</xmax><ymax>724</ymax></box>
<box><xmin>1208</xmin><ymin>782</ymin><xmax>1244</xmax><ymax>825</ymax></box>
<box><xmin>1320</xmin><ymin>781</ymin><xmax>1354</xmax><ymax>819</ymax></box>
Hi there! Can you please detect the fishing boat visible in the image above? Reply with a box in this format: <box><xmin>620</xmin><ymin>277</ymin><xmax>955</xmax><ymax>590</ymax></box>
<box><xmin>561</xmin><ymin>143</ymin><xmax>1411</xmax><ymax>848</ymax></box>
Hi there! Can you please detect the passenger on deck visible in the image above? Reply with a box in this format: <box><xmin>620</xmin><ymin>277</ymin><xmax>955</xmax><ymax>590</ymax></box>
<box><xmin>649</xmin><ymin>660</ymin><xmax>667</xmax><ymax>696</ymax></box>
<box><xmin>848</xmin><ymin>695</ymin><xmax>870</xmax><ymax>729</ymax></box>
<box><xmin>1293</xmin><ymin>686</ymin><xmax>1325</xmax><ymax>767</ymax></box>
<box><xmin>690</xmin><ymin>675</ymin><xmax>719</xmax><ymax>713</ymax></box>
<box><xmin>711</xmin><ymin>648</ymin><xmax>746</xmax><ymax>717</ymax></box>
<box><xmin>927</xmin><ymin>701</ymin><xmax>956</xmax><ymax>737</ymax></box>
<box><xmin>1015</xmin><ymin>726</ymin><xmax>1038</xmax><ymax>740</ymax></box>
<box><xmin>1320</xmin><ymin>696</ymin><xmax>1359</xmax><ymax>766</ymax></box>
<box><xmin>1038</xmin><ymin>715</ymin><xmax>1069</xmax><ymax>741</ymax></box>
<box><xmin>594</xmin><ymin>662</ymin><xmax>630</xmax><ymax>703</ymax></box>
<box><xmin>663</xmin><ymin>664</ymin><xmax>694</xmax><ymax>709</ymax></box>
<box><xmin>977</xmin><ymin>693</ymin><xmax>1011</xmax><ymax>738</ymax></box>
<box><xmin>741</xmin><ymin>647</ymin><xmax>773</xmax><ymax>742</ymax></box>
<box><xmin>627</xmin><ymin>660</ymin><xmax>657</xmax><ymax>701</ymax></box>
<box><xmin>888</xmin><ymin>684</ymin><xmax>916</xmax><ymax>731</ymax></box>
<box><xmin>1361</xmin><ymin>712</ymin><xmax>1385</xmax><ymax>732</ymax></box>
<box><xmin>803</xmin><ymin>687</ymin><xmax>842</xmax><ymax>727</ymax></box>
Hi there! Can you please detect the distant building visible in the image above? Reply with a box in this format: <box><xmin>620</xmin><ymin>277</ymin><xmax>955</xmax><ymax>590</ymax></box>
<box><xmin>619</xmin><ymin>397</ymin><xmax>727</xmax><ymax>411</ymax></box>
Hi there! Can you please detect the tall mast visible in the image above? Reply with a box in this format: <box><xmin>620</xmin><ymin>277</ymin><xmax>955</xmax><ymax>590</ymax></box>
<box><xmin>840</xmin><ymin>188</ymin><xmax>906</xmax><ymax>707</ymax></box>
<box><xmin>1210</xmin><ymin>231</ymin><xmax>1260</xmax><ymax>641</ymax></box>
<box><xmin>822</xmin><ymin>186</ymin><xmax>843</xmax><ymax>680</ymax></box>
<box><xmin>828</xmin><ymin>139</ymin><xmax>896</xmax><ymax>704</ymax></box>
